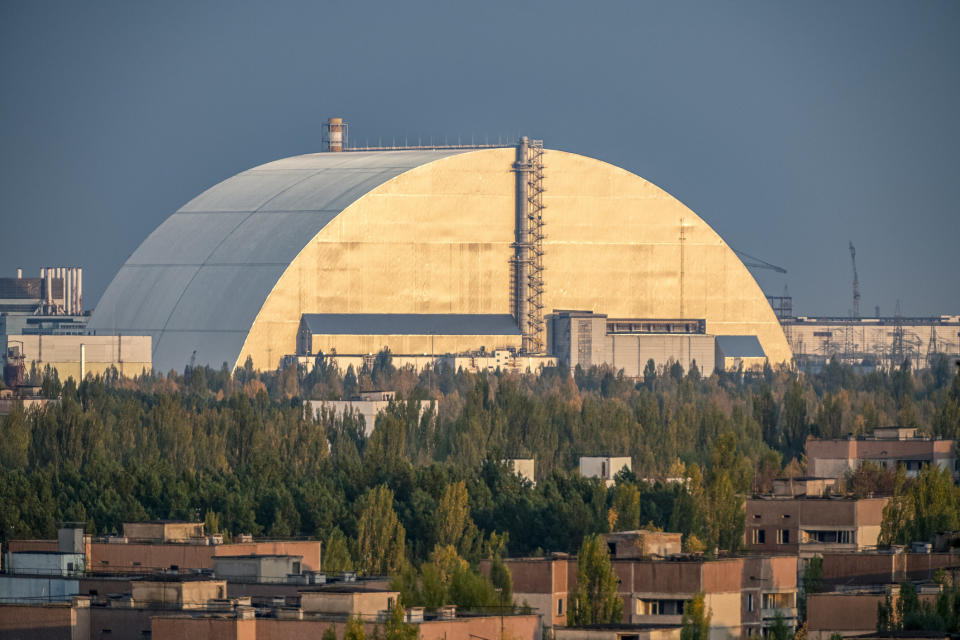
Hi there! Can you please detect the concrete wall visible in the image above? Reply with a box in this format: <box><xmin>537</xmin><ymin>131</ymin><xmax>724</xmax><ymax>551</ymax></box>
<box><xmin>0</xmin><ymin>575</ymin><xmax>79</xmax><ymax>604</ymax></box>
<box><xmin>130</xmin><ymin>580</ymin><xmax>226</xmax><ymax>608</ymax></box>
<box><xmin>216</xmin><ymin>542</ymin><xmax>322</xmax><ymax>574</ymax></box>
<box><xmin>0</xmin><ymin>600</ymin><xmax>90</xmax><ymax>640</ymax></box>
<box><xmin>299</xmin><ymin>590</ymin><xmax>396</xmax><ymax>615</ymax></box>
<box><xmin>6</xmin><ymin>334</ymin><xmax>151</xmax><ymax>381</ymax></box>
<box><xmin>214</xmin><ymin>556</ymin><xmax>301</xmax><ymax>582</ymax></box>
<box><xmin>4</xmin><ymin>552</ymin><xmax>84</xmax><ymax>576</ymax></box>
<box><xmin>579</xmin><ymin>457</ymin><xmax>632</xmax><ymax>482</ymax></box>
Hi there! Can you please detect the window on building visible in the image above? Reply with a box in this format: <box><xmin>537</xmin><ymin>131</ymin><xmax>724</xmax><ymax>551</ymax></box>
<box><xmin>752</xmin><ymin>528</ymin><xmax>766</xmax><ymax>544</ymax></box>
<box><xmin>558</xmin><ymin>598</ymin><xmax>564</xmax><ymax>615</ymax></box>
<box><xmin>777</xmin><ymin>529</ymin><xmax>790</xmax><ymax>544</ymax></box>
<box><xmin>747</xmin><ymin>593</ymin><xmax>754</xmax><ymax>612</ymax></box>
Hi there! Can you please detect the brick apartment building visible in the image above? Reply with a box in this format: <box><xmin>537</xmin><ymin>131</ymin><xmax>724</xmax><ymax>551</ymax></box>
<box><xmin>482</xmin><ymin>531</ymin><xmax>798</xmax><ymax>640</ymax></box>
<box><xmin>744</xmin><ymin>496</ymin><xmax>888</xmax><ymax>557</ymax></box>
<box><xmin>806</xmin><ymin>427</ymin><xmax>958</xmax><ymax>480</ymax></box>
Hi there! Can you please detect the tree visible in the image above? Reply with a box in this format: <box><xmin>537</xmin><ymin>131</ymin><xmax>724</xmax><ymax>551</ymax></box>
<box><xmin>384</xmin><ymin>596</ymin><xmax>418</xmax><ymax>640</ymax></box>
<box><xmin>880</xmin><ymin>466</ymin><xmax>960</xmax><ymax>545</ymax></box>
<box><xmin>800</xmin><ymin>556</ymin><xmax>823</xmax><ymax>620</ymax></box>
<box><xmin>769</xmin><ymin>611</ymin><xmax>790</xmax><ymax>640</ymax></box>
<box><xmin>322</xmin><ymin>626</ymin><xmax>338</xmax><ymax>640</ymax></box>
<box><xmin>489</xmin><ymin>557</ymin><xmax>513</xmax><ymax>608</ymax></box>
<box><xmin>435</xmin><ymin>481</ymin><xmax>473</xmax><ymax>551</ymax></box>
<box><xmin>357</xmin><ymin>485</ymin><xmax>406</xmax><ymax>575</ymax></box>
<box><xmin>568</xmin><ymin>534</ymin><xmax>622</xmax><ymax>625</ymax></box>
<box><xmin>325</xmin><ymin>527</ymin><xmax>354</xmax><ymax>573</ymax></box>
<box><xmin>680</xmin><ymin>592</ymin><xmax>711</xmax><ymax>640</ymax></box>
<box><xmin>346</xmin><ymin>615</ymin><xmax>366</xmax><ymax>640</ymax></box>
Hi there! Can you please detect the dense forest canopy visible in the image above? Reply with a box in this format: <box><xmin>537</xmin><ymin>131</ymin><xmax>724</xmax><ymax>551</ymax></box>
<box><xmin>1</xmin><ymin>354</ymin><xmax>958</xmax><ymax>573</ymax></box>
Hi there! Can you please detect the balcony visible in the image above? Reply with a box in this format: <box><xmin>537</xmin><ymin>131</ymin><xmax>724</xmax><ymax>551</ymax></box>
<box><xmin>633</xmin><ymin>615</ymin><xmax>684</xmax><ymax>626</ymax></box>
<box><xmin>761</xmin><ymin>607</ymin><xmax>798</xmax><ymax>622</ymax></box>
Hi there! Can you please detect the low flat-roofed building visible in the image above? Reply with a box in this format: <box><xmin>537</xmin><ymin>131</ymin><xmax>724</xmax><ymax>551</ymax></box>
<box><xmin>123</xmin><ymin>521</ymin><xmax>205</xmax><ymax>543</ymax></box>
<box><xmin>2</xmin><ymin>334</ymin><xmax>151</xmax><ymax>382</ymax></box>
<box><xmin>580</xmin><ymin>456</ymin><xmax>632</xmax><ymax>486</ymax></box>
<box><xmin>556</xmin><ymin>623</ymin><xmax>681</xmax><ymax>640</ymax></box>
<box><xmin>130</xmin><ymin>575</ymin><xmax>227</xmax><ymax>609</ymax></box>
<box><xmin>715</xmin><ymin>335</ymin><xmax>768</xmax><ymax>373</ymax></box>
<box><xmin>771</xmin><ymin>477</ymin><xmax>839</xmax><ymax>498</ymax></box>
<box><xmin>307</xmin><ymin>393</ymin><xmax>435</xmax><ymax>437</ymax></box>
<box><xmin>485</xmin><ymin>552</ymin><xmax>798</xmax><ymax>640</ymax></box>
<box><xmin>548</xmin><ymin>311</ymin><xmax>717</xmax><ymax>377</ymax></box>
<box><xmin>3</xmin><ymin>550</ymin><xmax>85</xmax><ymax>577</ymax></box>
<box><xmin>603</xmin><ymin>531</ymin><xmax>682</xmax><ymax>559</ymax></box>
<box><xmin>297</xmin><ymin>313</ymin><xmax>523</xmax><ymax>357</ymax></box>
<box><xmin>745</xmin><ymin>496</ymin><xmax>888</xmax><ymax>557</ymax></box>
<box><xmin>806</xmin><ymin>586</ymin><xmax>940</xmax><ymax>640</ymax></box>
<box><xmin>0</xmin><ymin>596</ymin><xmax>91</xmax><ymax>640</ymax></box>
<box><xmin>298</xmin><ymin>585</ymin><xmax>398</xmax><ymax>616</ymax></box>
<box><xmin>213</xmin><ymin>554</ymin><xmax>302</xmax><ymax>584</ymax></box>
<box><xmin>806</xmin><ymin>429</ymin><xmax>958</xmax><ymax>481</ymax></box>
<box><xmin>818</xmin><ymin>549</ymin><xmax>960</xmax><ymax>588</ymax></box>
<box><xmin>507</xmin><ymin>458</ymin><xmax>536</xmax><ymax>485</ymax></box>
<box><xmin>150</xmin><ymin>610</ymin><xmax>543</xmax><ymax>640</ymax></box>
<box><xmin>0</xmin><ymin>574</ymin><xmax>81</xmax><ymax>604</ymax></box>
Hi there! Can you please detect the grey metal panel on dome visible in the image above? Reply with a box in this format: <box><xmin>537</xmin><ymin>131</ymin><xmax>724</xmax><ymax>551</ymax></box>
<box><xmin>715</xmin><ymin>335</ymin><xmax>766</xmax><ymax>358</ymax></box>
<box><xmin>89</xmin><ymin>150</ymin><xmax>470</xmax><ymax>372</ymax></box>
<box><xmin>301</xmin><ymin>314</ymin><xmax>522</xmax><ymax>336</ymax></box>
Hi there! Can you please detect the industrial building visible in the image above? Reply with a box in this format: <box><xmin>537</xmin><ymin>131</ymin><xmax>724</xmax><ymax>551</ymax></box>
<box><xmin>782</xmin><ymin>314</ymin><xmax>960</xmax><ymax>370</ymax></box>
<box><xmin>89</xmin><ymin>123</ymin><xmax>791</xmax><ymax>373</ymax></box>
<box><xmin>1</xmin><ymin>267</ymin><xmax>153</xmax><ymax>385</ymax></box>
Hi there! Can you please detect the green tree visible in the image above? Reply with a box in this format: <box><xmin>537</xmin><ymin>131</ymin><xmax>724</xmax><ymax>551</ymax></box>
<box><xmin>384</xmin><ymin>596</ymin><xmax>418</xmax><ymax>640</ymax></box>
<box><xmin>800</xmin><ymin>556</ymin><xmax>823</xmax><ymax>620</ymax></box>
<box><xmin>769</xmin><ymin>611</ymin><xmax>790</xmax><ymax>640</ymax></box>
<box><xmin>567</xmin><ymin>534</ymin><xmax>622</xmax><ymax>625</ymax></box>
<box><xmin>489</xmin><ymin>557</ymin><xmax>513</xmax><ymax>608</ymax></box>
<box><xmin>325</xmin><ymin>527</ymin><xmax>354</xmax><ymax>573</ymax></box>
<box><xmin>346</xmin><ymin>615</ymin><xmax>366</xmax><ymax>640</ymax></box>
<box><xmin>680</xmin><ymin>592</ymin><xmax>711</xmax><ymax>640</ymax></box>
<box><xmin>322</xmin><ymin>626</ymin><xmax>338</xmax><ymax>640</ymax></box>
<box><xmin>357</xmin><ymin>485</ymin><xmax>406</xmax><ymax>575</ymax></box>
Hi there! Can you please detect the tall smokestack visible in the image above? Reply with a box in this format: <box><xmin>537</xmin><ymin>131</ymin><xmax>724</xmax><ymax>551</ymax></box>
<box><xmin>65</xmin><ymin>268</ymin><xmax>73</xmax><ymax>314</ymax></box>
<box><xmin>325</xmin><ymin>117</ymin><xmax>346</xmax><ymax>152</ymax></box>
<box><xmin>76</xmin><ymin>268</ymin><xmax>83</xmax><ymax>314</ymax></box>
<box><xmin>16</xmin><ymin>268</ymin><xmax>22</xmax><ymax>279</ymax></box>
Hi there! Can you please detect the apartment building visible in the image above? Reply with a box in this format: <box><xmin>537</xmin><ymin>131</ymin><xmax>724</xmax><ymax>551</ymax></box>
<box><xmin>744</xmin><ymin>496</ymin><xmax>888</xmax><ymax>557</ymax></box>
<box><xmin>807</xmin><ymin>428</ymin><xmax>958</xmax><ymax>480</ymax></box>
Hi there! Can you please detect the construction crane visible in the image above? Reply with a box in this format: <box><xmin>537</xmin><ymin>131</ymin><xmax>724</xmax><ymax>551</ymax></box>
<box><xmin>849</xmin><ymin>241</ymin><xmax>861</xmax><ymax>318</ymax></box>
<box><xmin>733</xmin><ymin>249</ymin><xmax>787</xmax><ymax>274</ymax></box>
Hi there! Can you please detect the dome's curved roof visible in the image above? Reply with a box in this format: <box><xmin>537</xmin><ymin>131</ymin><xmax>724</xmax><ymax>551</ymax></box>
<box><xmin>88</xmin><ymin>150</ymin><xmax>470</xmax><ymax>372</ymax></box>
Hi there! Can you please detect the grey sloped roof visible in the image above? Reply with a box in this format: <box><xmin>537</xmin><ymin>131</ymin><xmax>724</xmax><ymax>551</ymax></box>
<box><xmin>88</xmin><ymin>150</ymin><xmax>470</xmax><ymax>372</ymax></box>
<box><xmin>301</xmin><ymin>314</ymin><xmax>521</xmax><ymax>336</ymax></box>
<box><xmin>715</xmin><ymin>335</ymin><xmax>766</xmax><ymax>358</ymax></box>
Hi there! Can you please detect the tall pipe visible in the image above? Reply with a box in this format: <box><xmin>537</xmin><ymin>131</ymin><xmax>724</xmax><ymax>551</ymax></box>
<box><xmin>76</xmin><ymin>268</ymin><xmax>83</xmax><ymax>313</ymax></box>
<box><xmin>514</xmin><ymin>137</ymin><xmax>531</xmax><ymax>351</ymax></box>
<box><xmin>326</xmin><ymin>117</ymin><xmax>344</xmax><ymax>152</ymax></box>
<box><xmin>66</xmin><ymin>269</ymin><xmax>73</xmax><ymax>315</ymax></box>
<box><xmin>16</xmin><ymin>268</ymin><xmax>22</xmax><ymax>279</ymax></box>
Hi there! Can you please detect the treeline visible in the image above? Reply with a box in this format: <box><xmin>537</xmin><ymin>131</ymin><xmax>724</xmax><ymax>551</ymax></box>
<box><xmin>0</xmin><ymin>355</ymin><xmax>958</xmax><ymax>570</ymax></box>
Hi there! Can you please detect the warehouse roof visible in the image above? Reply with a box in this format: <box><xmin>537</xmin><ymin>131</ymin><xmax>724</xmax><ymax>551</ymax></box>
<box><xmin>88</xmin><ymin>150</ymin><xmax>470</xmax><ymax>372</ymax></box>
<box><xmin>301</xmin><ymin>313</ymin><xmax>521</xmax><ymax>336</ymax></box>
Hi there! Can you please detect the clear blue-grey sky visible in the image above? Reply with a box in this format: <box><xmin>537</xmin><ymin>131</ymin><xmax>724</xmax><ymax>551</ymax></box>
<box><xmin>1</xmin><ymin>1</ymin><xmax>957</xmax><ymax>317</ymax></box>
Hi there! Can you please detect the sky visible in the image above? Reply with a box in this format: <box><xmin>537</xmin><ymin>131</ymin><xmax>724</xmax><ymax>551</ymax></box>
<box><xmin>1</xmin><ymin>0</ymin><xmax>958</xmax><ymax>317</ymax></box>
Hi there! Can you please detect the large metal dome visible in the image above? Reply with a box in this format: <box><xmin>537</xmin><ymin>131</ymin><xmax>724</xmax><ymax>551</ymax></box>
<box><xmin>88</xmin><ymin>150</ymin><xmax>469</xmax><ymax>372</ymax></box>
<box><xmin>91</xmin><ymin>147</ymin><xmax>792</xmax><ymax>372</ymax></box>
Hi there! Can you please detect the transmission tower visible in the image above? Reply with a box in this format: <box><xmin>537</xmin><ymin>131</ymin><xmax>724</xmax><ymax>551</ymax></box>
<box><xmin>849</xmin><ymin>241</ymin><xmax>861</xmax><ymax>319</ymax></box>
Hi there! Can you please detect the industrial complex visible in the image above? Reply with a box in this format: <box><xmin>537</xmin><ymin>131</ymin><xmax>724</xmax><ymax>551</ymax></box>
<box><xmin>2</xmin><ymin>119</ymin><xmax>958</xmax><ymax>381</ymax></box>
<box><xmin>84</xmin><ymin>121</ymin><xmax>790</xmax><ymax>375</ymax></box>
